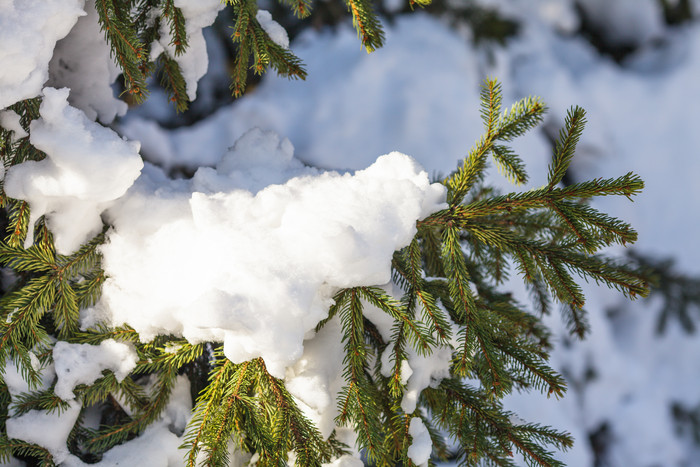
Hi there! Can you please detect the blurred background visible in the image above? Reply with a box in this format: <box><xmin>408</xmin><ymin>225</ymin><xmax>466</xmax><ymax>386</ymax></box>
<box><xmin>117</xmin><ymin>1</ymin><xmax>700</xmax><ymax>465</ymax></box>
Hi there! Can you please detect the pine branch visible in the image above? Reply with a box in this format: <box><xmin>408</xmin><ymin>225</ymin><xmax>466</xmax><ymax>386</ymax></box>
<box><xmin>343</xmin><ymin>0</ymin><xmax>385</xmax><ymax>52</ymax></box>
<box><xmin>279</xmin><ymin>0</ymin><xmax>313</xmax><ymax>18</ymax></box>
<box><xmin>183</xmin><ymin>356</ymin><xmax>237</xmax><ymax>466</ymax></box>
<box><xmin>0</xmin><ymin>438</ymin><xmax>53</xmax><ymax>466</ymax></box>
<box><xmin>494</xmin><ymin>96</ymin><xmax>547</xmax><ymax>142</ymax></box>
<box><xmin>10</xmin><ymin>388</ymin><xmax>71</xmax><ymax>416</ymax></box>
<box><xmin>4</xmin><ymin>201</ymin><xmax>31</xmax><ymax>248</ymax></box>
<box><xmin>158</xmin><ymin>55</ymin><xmax>189</xmax><ymax>113</ymax></box>
<box><xmin>161</xmin><ymin>0</ymin><xmax>188</xmax><ymax>55</ymax></box>
<box><xmin>492</xmin><ymin>144</ymin><xmax>528</xmax><ymax>185</ymax></box>
<box><xmin>336</xmin><ymin>290</ymin><xmax>387</xmax><ymax>462</ymax></box>
<box><xmin>359</xmin><ymin>286</ymin><xmax>435</xmax><ymax>355</ymax></box>
<box><xmin>95</xmin><ymin>0</ymin><xmax>149</xmax><ymax>102</ymax></box>
<box><xmin>228</xmin><ymin>1</ymin><xmax>307</xmax><ymax>97</ymax></box>
<box><xmin>547</xmin><ymin>106</ymin><xmax>586</xmax><ymax>190</ymax></box>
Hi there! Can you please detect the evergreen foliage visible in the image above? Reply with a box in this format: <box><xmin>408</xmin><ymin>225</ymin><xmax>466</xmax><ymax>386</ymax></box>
<box><xmin>0</xmin><ymin>2</ymin><xmax>650</xmax><ymax>466</ymax></box>
<box><xmin>626</xmin><ymin>252</ymin><xmax>700</xmax><ymax>334</ymax></box>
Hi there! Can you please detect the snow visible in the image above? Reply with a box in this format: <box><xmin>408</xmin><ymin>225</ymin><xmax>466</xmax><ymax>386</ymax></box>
<box><xmin>3</xmin><ymin>87</ymin><xmax>143</xmax><ymax>255</ymax></box>
<box><xmin>52</xmin><ymin>339</ymin><xmax>138</xmax><ymax>400</ymax></box>
<box><xmin>114</xmin><ymin>8</ymin><xmax>698</xmax><ymax>465</ymax></box>
<box><xmin>363</xmin><ymin>282</ymin><xmax>454</xmax><ymax>414</ymax></box>
<box><xmin>78</xmin><ymin>425</ymin><xmax>182</xmax><ymax>467</ymax></box>
<box><xmin>123</xmin><ymin>14</ymin><xmax>486</xmax><ymax>175</ymax></box>
<box><xmin>576</xmin><ymin>0</ymin><xmax>664</xmax><ymax>46</ymax></box>
<box><xmin>47</xmin><ymin>0</ymin><xmax>127</xmax><ymax>123</ymax></box>
<box><xmin>322</xmin><ymin>455</ymin><xmax>364</xmax><ymax>467</ymax></box>
<box><xmin>257</xmin><ymin>10</ymin><xmax>290</xmax><ymax>49</ymax></box>
<box><xmin>3</xmin><ymin>1</ymin><xmax>700</xmax><ymax>465</ymax></box>
<box><xmin>150</xmin><ymin>0</ymin><xmax>224</xmax><ymax>101</ymax></box>
<box><xmin>95</xmin><ymin>128</ymin><xmax>445</xmax><ymax>377</ymax></box>
<box><xmin>285</xmin><ymin>316</ymin><xmax>347</xmax><ymax>438</ymax></box>
<box><xmin>0</xmin><ymin>0</ymin><xmax>85</xmax><ymax>110</ymax></box>
<box><xmin>5</xmin><ymin>399</ymin><xmax>81</xmax><ymax>464</ymax></box>
<box><xmin>0</xmin><ymin>109</ymin><xmax>27</xmax><ymax>142</ymax></box>
<box><xmin>407</xmin><ymin>417</ymin><xmax>431</xmax><ymax>466</ymax></box>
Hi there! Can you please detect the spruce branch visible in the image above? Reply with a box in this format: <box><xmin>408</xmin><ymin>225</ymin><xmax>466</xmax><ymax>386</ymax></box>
<box><xmin>336</xmin><ymin>290</ymin><xmax>387</xmax><ymax>463</ymax></box>
<box><xmin>228</xmin><ymin>1</ymin><xmax>307</xmax><ymax>97</ymax></box>
<box><xmin>547</xmin><ymin>106</ymin><xmax>586</xmax><ymax>190</ymax></box>
<box><xmin>392</xmin><ymin>242</ymin><xmax>453</xmax><ymax>344</ymax></box>
<box><xmin>95</xmin><ymin>0</ymin><xmax>149</xmax><ymax>102</ymax></box>
<box><xmin>158</xmin><ymin>55</ymin><xmax>189</xmax><ymax>113</ymax></box>
<box><xmin>0</xmin><ymin>438</ymin><xmax>53</xmax><ymax>466</ymax></box>
<box><xmin>161</xmin><ymin>0</ymin><xmax>189</xmax><ymax>55</ymax></box>
<box><xmin>10</xmin><ymin>388</ymin><xmax>71</xmax><ymax>417</ymax></box>
<box><xmin>359</xmin><ymin>286</ymin><xmax>435</xmax><ymax>355</ymax></box>
<box><xmin>343</xmin><ymin>0</ymin><xmax>385</xmax><ymax>52</ymax></box>
<box><xmin>279</xmin><ymin>0</ymin><xmax>313</xmax><ymax>18</ymax></box>
<box><xmin>4</xmin><ymin>200</ymin><xmax>31</xmax><ymax>248</ymax></box>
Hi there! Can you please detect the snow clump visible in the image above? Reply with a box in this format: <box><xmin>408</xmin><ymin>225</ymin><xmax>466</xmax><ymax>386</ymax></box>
<box><xmin>0</xmin><ymin>0</ymin><xmax>85</xmax><ymax>110</ymax></box>
<box><xmin>407</xmin><ymin>417</ymin><xmax>432</xmax><ymax>466</ymax></box>
<box><xmin>256</xmin><ymin>10</ymin><xmax>290</xmax><ymax>49</ymax></box>
<box><xmin>52</xmin><ymin>339</ymin><xmax>139</xmax><ymax>401</ymax></box>
<box><xmin>3</xmin><ymin>87</ymin><xmax>144</xmax><ymax>255</ymax></box>
<box><xmin>150</xmin><ymin>0</ymin><xmax>225</xmax><ymax>101</ymax></box>
<box><xmin>0</xmin><ymin>109</ymin><xmax>27</xmax><ymax>143</ymax></box>
<box><xmin>47</xmin><ymin>0</ymin><xmax>127</xmax><ymax>123</ymax></box>
<box><xmin>5</xmin><ymin>400</ymin><xmax>82</xmax><ymax>464</ymax></box>
<box><xmin>95</xmin><ymin>128</ymin><xmax>446</xmax><ymax>378</ymax></box>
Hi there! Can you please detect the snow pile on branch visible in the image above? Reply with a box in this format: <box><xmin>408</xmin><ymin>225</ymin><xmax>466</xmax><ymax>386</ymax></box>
<box><xmin>257</xmin><ymin>10</ymin><xmax>289</xmax><ymax>48</ymax></box>
<box><xmin>2</xmin><ymin>358</ymin><xmax>81</xmax><ymax>464</ymax></box>
<box><xmin>0</xmin><ymin>109</ymin><xmax>27</xmax><ymax>142</ymax></box>
<box><xmin>150</xmin><ymin>0</ymin><xmax>224</xmax><ymax>101</ymax></box>
<box><xmin>48</xmin><ymin>0</ymin><xmax>127</xmax><ymax>123</ymax></box>
<box><xmin>96</xmin><ymin>128</ymin><xmax>446</xmax><ymax>377</ymax></box>
<box><xmin>0</xmin><ymin>0</ymin><xmax>85</xmax><ymax>110</ymax></box>
<box><xmin>3</xmin><ymin>88</ymin><xmax>143</xmax><ymax>254</ymax></box>
<box><xmin>6</xmin><ymin>400</ymin><xmax>82</xmax><ymax>464</ymax></box>
<box><xmin>53</xmin><ymin>340</ymin><xmax>138</xmax><ymax>401</ymax></box>
<box><xmin>407</xmin><ymin>417</ymin><xmax>432</xmax><ymax>466</ymax></box>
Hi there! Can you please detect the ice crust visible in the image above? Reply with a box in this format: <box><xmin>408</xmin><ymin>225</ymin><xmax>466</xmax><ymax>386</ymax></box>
<box><xmin>97</xmin><ymin>128</ymin><xmax>446</xmax><ymax>378</ymax></box>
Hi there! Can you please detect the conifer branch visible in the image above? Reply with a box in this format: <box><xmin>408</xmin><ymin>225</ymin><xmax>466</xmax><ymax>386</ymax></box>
<box><xmin>392</xmin><ymin>244</ymin><xmax>452</xmax><ymax>344</ymax></box>
<box><xmin>228</xmin><ymin>1</ymin><xmax>307</xmax><ymax>97</ymax></box>
<box><xmin>4</xmin><ymin>201</ymin><xmax>30</xmax><ymax>248</ymax></box>
<box><xmin>156</xmin><ymin>54</ymin><xmax>189</xmax><ymax>112</ymax></box>
<box><xmin>279</xmin><ymin>0</ymin><xmax>313</xmax><ymax>18</ymax></box>
<box><xmin>547</xmin><ymin>107</ymin><xmax>586</xmax><ymax>190</ymax></box>
<box><xmin>95</xmin><ymin>0</ymin><xmax>149</xmax><ymax>101</ymax></box>
<box><xmin>343</xmin><ymin>0</ymin><xmax>385</xmax><ymax>52</ymax></box>
<box><xmin>359</xmin><ymin>286</ymin><xmax>434</xmax><ymax>354</ymax></box>
<box><xmin>183</xmin><ymin>356</ymin><xmax>236</xmax><ymax>466</ymax></box>
<box><xmin>0</xmin><ymin>438</ymin><xmax>53</xmax><ymax>465</ymax></box>
<box><xmin>10</xmin><ymin>388</ymin><xmax>72</xmax><ymax>416</ymax></box>
<box><xmin>161</xmin><ymin>0</ymin><xmax>189</xmax><ymax>55</ymax></box>
<box><xmin>0</xmin><ymin>65</ymin><xmax>650</xmax><ymax>466</ymax></box>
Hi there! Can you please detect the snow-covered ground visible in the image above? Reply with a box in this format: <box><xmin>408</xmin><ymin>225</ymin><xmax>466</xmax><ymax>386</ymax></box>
<box><xmin>2</xmin><ymin>0</ymin><xmax>700</xmax><ymax>465</ymax></box>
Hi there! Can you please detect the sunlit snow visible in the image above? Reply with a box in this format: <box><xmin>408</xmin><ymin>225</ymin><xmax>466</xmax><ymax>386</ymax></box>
<box><xmin>1</xmin><ymin>0</ymin><xmax>700</xmax><ymax>464</ymax></box>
